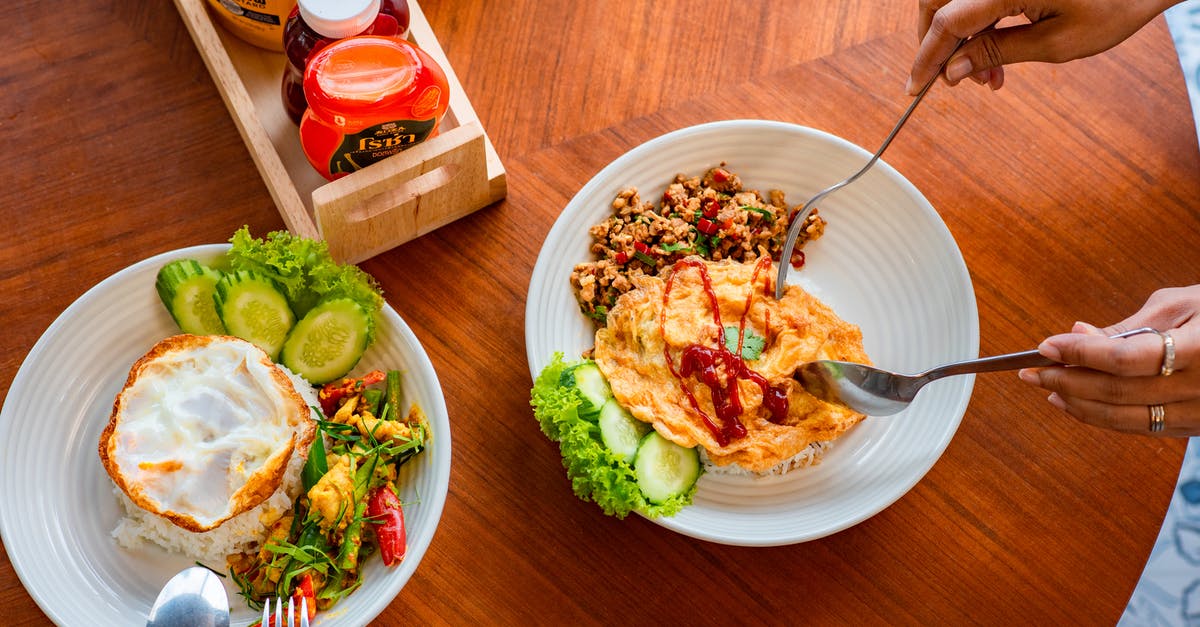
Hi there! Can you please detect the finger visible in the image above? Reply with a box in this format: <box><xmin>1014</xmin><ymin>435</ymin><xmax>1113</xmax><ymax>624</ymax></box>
<box><xmin>917</xmin><ymin>0</ymin><xmax>951</xmax><ymax>42</ymax></box>
<box><xmin>1021</xmin><ymin>365</ymin><xmax>1200</xmax><ymax>405</ymax></box>
<box><xmin>1048</xmin><ymin>393</ymin><xmax>1200</xmax><ymax>437</ymax></box>
<box><xmin>1039</xmin><ymin>327</ymin><xmax>1193</xmax><ymax>376</ymax></box>
<box><xmin>909</xmin><ymin>0</ymin><xmax>1021</xmax><ymax>93</ymax></box>
<box><xmin>1105</xmin><ymin>286</ymin><xmax>1200</xmax><ymax>335</ymax></box>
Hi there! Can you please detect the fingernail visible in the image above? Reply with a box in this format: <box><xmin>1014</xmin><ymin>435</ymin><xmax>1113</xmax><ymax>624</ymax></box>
<box><xmin>1047</xmin><ymin>393</ymin><xmax>1066</xmax><ymax>410</ymax></box>
<box><xmin>904</xmin><ymin>75</ymin><xmax>915</xmax><ymax>95</ymax></box>
<box><xmin>1018</xmin><ymin>368</ymin><xmax>1039</xmax><ymax>385</ymax></box>
<box><xmin>946</xmin><ymin>56</ymin><xmax>973</xmax><ymax>83</ymax></box>
<box><xmin>1072</xmin><ymin>321</ymin><xmax>1101</xmax><ymax>335</ymax></box>
<box><xmin>1038</xmin><ymin>340</ymin><xmax>1063</xmax><ymax>362</ymax></box>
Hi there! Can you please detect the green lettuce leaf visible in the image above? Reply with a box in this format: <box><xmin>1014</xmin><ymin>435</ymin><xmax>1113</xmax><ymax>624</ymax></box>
<box><xmin>227</xmin><ymin>227</ymin><xmax>384</xmax><ymax>343</ymax></box>
<box><xmin>530</xmin><ymin>353</ymin><xmax>695</xmax><ymax>519</ymax></box>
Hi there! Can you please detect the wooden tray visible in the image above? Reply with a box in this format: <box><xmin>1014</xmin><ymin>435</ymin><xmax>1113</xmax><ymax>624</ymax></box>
<box><xmin>172</xmin><ymin>0</ymin><xmax>507</xmax><ymax>263</ymax></box>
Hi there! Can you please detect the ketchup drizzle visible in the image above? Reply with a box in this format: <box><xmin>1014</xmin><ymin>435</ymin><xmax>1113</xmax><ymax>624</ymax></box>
<box><xmin>660</xmin><ymin>258</ymin><xmax>789</xmax><ymax>447</ymax></box>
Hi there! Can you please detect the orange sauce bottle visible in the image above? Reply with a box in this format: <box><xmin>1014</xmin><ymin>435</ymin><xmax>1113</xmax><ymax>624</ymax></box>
<box><xmin>298</xmin><ymin>36</ymin><xmax>450</xmax><ymax>181</ymax></box>
<box><xmin>281</xmin><ymin>0</ymin><xmax>411</xmax><ymax>124</ymax></box>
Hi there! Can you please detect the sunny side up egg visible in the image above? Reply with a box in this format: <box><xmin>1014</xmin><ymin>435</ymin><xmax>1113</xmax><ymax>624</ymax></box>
<box><xmin>99</xmin><ymin>334</ymin><xmax>317</xmax><ymax>532</ymax></box>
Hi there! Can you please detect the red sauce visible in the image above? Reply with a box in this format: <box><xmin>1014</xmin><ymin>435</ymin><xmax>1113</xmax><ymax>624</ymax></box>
<box><xmin>660</xmin><ymin>257</ymin><xmax>789</xmax><ymax>446</ymax></box>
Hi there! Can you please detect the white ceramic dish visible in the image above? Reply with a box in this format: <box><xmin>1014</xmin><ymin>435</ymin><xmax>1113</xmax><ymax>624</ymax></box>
<box><xmin>525</xmin><ymin>119</ymin><xmax>979</xmax><ymax>546</ymax></box>
<box><xmin>0</xmin><ymin>244</ymin><xmax>451</xmax><ymax>625</ymax></box>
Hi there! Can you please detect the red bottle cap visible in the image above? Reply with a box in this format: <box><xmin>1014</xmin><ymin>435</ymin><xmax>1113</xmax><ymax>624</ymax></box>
<box><xmin>303</xmin><ymin>36</ymin><xmax>448</xmax><ymax>129</ymax></box>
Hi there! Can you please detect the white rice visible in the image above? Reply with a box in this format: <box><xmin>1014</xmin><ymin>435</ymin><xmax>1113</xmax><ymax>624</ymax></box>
<box><xmin>700</xmin><ymin>440</ymin><xmax>832</xmax><ymax>477</ymax></box>
<box><xmin>110</xmin><ymin>367</ymin><xmax>319</xmax><ymax>565</ymax></box>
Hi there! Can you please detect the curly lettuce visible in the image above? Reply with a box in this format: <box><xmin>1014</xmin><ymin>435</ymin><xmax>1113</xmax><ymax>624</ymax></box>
<box><xmin>531</xmin><ymin>353</ymin><xmax>696</xmax><ymax>518</ymax></box>
<box><xmin>227</xmin><ymin>227</ymin><xmax>384</xmax><ymax>343</ymax></box>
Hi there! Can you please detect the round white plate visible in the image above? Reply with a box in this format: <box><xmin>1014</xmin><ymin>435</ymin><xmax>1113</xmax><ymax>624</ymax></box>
<box><xmin>0</xmin><ymin>244</ymin><xmax>451</xmax><ymax>625</ymax></box>
<box><xmin>525</xmin><ymin>119</ymin><xmax>978</xmax><ymax>546</ymax></box>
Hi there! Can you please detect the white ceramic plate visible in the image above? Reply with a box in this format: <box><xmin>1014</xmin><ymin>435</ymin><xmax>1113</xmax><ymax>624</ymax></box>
<box><xmin>525</xmin><ymin>119</ymin><xmax>979</xmax><ymax>546</ymax></box>
<box><xmin>0</xmin><ymin>245</ymin><xmax>451</xmax><ymax>625</ymax></box>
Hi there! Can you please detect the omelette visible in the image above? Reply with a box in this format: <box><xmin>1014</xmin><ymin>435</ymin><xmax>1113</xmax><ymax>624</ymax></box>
<box><xmin>593</xmin><ymin>256</ymin><xmax>869</xmax><ymax>474</ymax></box>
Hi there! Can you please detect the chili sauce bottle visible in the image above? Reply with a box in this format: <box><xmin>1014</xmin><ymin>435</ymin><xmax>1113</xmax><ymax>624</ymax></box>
<box><xmin>299</xmin><ymin>36</ymin><xmax>450</xmax><ymax>181</ymax></box>
<box><xmin>281</xmin><ymin>0</ymin><xmax>411</xmax><ymax>124</ymax></box>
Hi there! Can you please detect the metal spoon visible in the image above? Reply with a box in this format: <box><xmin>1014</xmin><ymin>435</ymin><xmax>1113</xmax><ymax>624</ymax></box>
<box><xmin>774</xmin><ymin>39</ymin><xmax>967</xmax><ymax>299</ymax></box>
<box><xmin>146</xmin><ymin>566</ymin><xmax>230</xmax><ymax>627</ymax></box>
<box><xmin>794</xmin><ymin>327</ymin><xmax>1159</xmax><ymax>416</ymax></box>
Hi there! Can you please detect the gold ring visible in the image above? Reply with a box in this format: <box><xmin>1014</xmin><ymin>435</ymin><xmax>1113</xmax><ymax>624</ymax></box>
<box><xmin>1149</xmin><ymin>404</ymin><xmax>1166</xmax><ymax>433</ymax></box>
<box><xmin>1159</xmin><ymin>330</ymin><xmax>1176</xmax><ymax>377</ymax></box>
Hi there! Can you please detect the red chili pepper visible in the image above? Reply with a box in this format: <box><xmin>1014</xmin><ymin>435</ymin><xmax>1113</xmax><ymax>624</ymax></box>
<box><xmin>318</xmin><ymin>370</ymin><xmax>386</xmax><ymax>416</ymax></box>
<box><xmin>711</xmin><ymin>168</ymin><xmax>729</xmax><ymax>183</ymax></box>
<box><xmin>614</xmin><ymin>251</ymin><xmax>630</xmax><ymax>264</ymax></box>
<box><xmin>702</xmin><ymin>197</ymin><xmax>720</xmax><ymax>219</ymax></box>
<box><xmin>790</xmin><ymin>249</ymin><xmax>806</xmax><ymax>270</ymax></box>
<box><xmin>292</xmin><ymin>574</ymin><xmax>317</xmax><ymax>621</ymax></box>
<box><xmin>257</xmin><ymin>574</ymin><xmax>317</xmax><ymax>627</ymax></box>
<box><xmin>368</xmin><ymin>485</ymin><xmax>407</xmax><ymax>567</ymax></box>
<box><xmin>697</xmin><ymin>218</ymin><xmax>718</xmax><ymax>235</ymax></box>
<box><xmin>634</xmin><ymin>241</ymin><xmax>650</xmax><ymax>254</ymax></box>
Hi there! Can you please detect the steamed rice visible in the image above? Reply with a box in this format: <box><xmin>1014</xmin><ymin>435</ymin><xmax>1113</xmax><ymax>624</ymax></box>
<box><xmin>109</xmin><ymin>367</ymin><xmax>319</xmax><ymax>564</ymax></box>
<box><xmin>700</xmin><ymin>440</ymin><xmax>832</xmax><ymax>477</ymax></box>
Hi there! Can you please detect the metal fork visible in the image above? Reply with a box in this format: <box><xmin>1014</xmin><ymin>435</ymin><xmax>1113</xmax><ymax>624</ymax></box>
<box><xmin>262</xmin><ymin>596</ymin><xmax>310</xmax><ymax>627</ymax></box>
<box><xmin>774</xmin><ymin>39</ymin><xmax>968</xmax><ymax>299</ymax></box>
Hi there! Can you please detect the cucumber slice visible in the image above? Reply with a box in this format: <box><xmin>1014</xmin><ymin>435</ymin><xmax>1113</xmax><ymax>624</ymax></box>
<box><xmin>281</xmin><ymin>298</ymin><xmax>370</xmax><ymax>384</ymax></box>
<box><xmin>634</xmin><ymin>431</ymin><xmax>701</xmax><ymax>504</ymax></box>
<box><xmin>560</xmin><ymin>362</ymin><xmax>611</xmax><ymax>418</ymax></box>
<box><xmin>598</xmin><ymin>398</ymin><xmax>649</xmax><ymax>463</ymax></box>
<box><xmin>214</xmin><ymin>270</ymin><xmax>295</xmax><ymax>359</ymax></box>
<box><xmin>155</xmin><ymin>259</ymin><xmax>226</xmax><ymax>335</ymax></box>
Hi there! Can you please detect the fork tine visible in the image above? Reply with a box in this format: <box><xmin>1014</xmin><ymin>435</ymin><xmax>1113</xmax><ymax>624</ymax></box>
<box><xmin>300</xmin><ymin>596</ymin><xmax>310</xmax><ymax>627</ymax></box>
<box><xmin>287</xmin><ymin>595</ymin><xmax>296</xmax><ymax>627</ymax></box>
<box><xmin>262</xmin><ymin>597</ymin><xmax>270</xmax><ymax>627</ymax></box>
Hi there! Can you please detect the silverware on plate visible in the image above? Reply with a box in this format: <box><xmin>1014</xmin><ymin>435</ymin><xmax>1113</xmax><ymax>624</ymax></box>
<box><xmin>794</xmin><ymin>327</ymin><xmax>1160</xmax><ymax>416</ymax></box>
<box><xmin>146</xmin><ymin>566</ymin><xmax>229</xmax><ymax>627</ymax></box>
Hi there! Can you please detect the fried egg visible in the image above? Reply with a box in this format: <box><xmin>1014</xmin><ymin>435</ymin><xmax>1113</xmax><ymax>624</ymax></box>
<box><xmin>594</xmin><ymin>257</ymin><xmax>869</xmax><ymax>474</ymax></box>
<box><xmin>99</xmin><ymin>334</ymin><xmax>317</xmax><ymax>533</ymax></box>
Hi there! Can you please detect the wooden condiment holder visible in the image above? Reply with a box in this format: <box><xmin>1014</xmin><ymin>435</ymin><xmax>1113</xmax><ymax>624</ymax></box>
<box><xmin>172</xmin><ymin>0</ymin><xmax>507</xmax><ymax>263</ymax></box>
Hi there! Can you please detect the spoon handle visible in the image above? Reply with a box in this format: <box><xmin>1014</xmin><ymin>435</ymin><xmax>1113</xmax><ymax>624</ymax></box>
<box><xmin>920</xmin><ymin>326</ymin><xmax>1160</xmax><ymax>383</ymax></box>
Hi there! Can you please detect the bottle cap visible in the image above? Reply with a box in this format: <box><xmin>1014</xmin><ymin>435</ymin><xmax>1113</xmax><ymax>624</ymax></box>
<box><xmin>297</xmin><ymin>0</ymin><xmax>381</xmax><ymax>39</ymax></box>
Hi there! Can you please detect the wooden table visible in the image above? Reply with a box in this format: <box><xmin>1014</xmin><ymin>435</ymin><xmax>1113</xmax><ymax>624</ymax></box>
<box><xmin>3</xmin><ymin>1</ymin><xmax>1198</xmax><ymax>623</ymax></box>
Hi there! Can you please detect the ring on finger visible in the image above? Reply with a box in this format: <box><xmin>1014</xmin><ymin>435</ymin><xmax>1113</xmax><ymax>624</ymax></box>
<box><xmin>1157</xmin><ymin>330</ymin><xmax>1176</xmax><ymax>377</ymax></box>
<box><xmin>1149</xmin><ymin>404</ymin><xmax>1166</xmax><ymax>433</ymax></box>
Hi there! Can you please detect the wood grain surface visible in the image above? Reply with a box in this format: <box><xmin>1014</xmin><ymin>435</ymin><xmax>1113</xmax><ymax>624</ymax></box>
<box><xmin>3</xmin><ymin>0</ymin><xmax>1198</xmax><ymax>624</ymax></box>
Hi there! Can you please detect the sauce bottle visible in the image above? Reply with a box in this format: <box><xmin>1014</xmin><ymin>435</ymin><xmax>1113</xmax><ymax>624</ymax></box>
<box><xmin>299</xmin><ymin>36</ymin><xmax>450</xmax><ymax>181</ymax></box>
<box><xmin>281</xmin><ymin>0</ymin><xmax>411</xmax><ymax>125</ymax></box>
<box><xmin>206</xmin><ymin>0</ymin><xmax>296</xmax><ymax>52</ymax></box>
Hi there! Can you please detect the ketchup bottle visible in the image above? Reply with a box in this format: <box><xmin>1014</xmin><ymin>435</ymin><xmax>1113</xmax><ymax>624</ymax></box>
<box><xmin>299</xmin><ymin>36</ymin><xmax>450</xmax><ymax>180</ymax></box>
<box><xmin>281</xmin><ymin>0</ymin><xmax>411</xmax><ymax>125</ymax></box>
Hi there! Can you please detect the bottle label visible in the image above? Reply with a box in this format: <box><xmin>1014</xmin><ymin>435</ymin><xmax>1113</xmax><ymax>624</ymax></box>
<box><xmin>329</xmin><ymin>119</ymin><xmax>437</xmax><ymax>176</ymax></box>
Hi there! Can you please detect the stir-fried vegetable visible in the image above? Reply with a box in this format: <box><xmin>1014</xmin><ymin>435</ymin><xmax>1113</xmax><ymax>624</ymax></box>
<box><xmin>235</xmin><ymin>370</ymin><xmax>428</xmax><ymax>623</ymax></box>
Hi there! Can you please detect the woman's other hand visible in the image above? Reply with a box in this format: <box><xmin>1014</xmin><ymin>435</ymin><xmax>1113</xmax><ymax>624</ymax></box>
<box><xmin>1019</xmin><ymin>286</ymin><xmax>1200</xmax><ymax>436</ymax></box>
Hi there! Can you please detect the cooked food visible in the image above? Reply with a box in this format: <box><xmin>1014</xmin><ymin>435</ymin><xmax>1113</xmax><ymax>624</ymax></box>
<box><xmin>228</xmin><ymin>369</ymin><xmax>427</xmax><ymax>615</ymax></box>
<box><xmin>99</xmin><ymin>334</ymin><xmax>318</xmax><ymax>534</ymax></box>
<box><xmin>571</xmin><ymin>165</ymin><xmax>826</xmax><ymax>325</ymax></box>
<box><xmin>593</xmin><ymin>256</ymin><xmax>868</xmax><ymax>474</ymax></box>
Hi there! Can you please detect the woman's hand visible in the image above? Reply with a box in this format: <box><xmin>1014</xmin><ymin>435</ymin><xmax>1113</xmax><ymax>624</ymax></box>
<box><xmin>1018</xmin><ymin>286</ymin><xmax>1200</xmax><ymax>436</ymax></box>
<box><xmin>908</xmin><ymin>0</ymin><xmax>1178</xmax><ymax>95</ymax></box>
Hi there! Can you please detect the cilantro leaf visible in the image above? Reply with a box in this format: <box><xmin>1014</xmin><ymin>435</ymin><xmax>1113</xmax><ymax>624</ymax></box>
<box><xmin>724</xmin><ymin>325</ymin><xmax>766</xmax><ymax>360</ymax></box>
